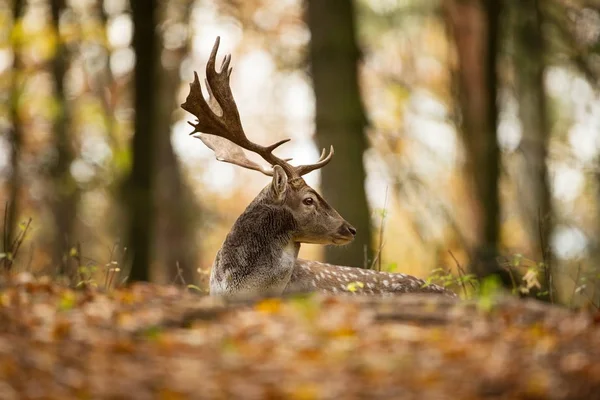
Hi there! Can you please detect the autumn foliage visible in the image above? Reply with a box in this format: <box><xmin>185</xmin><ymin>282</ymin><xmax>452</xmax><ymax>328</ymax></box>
<box><xmin>0</xmin><ymin>273</ymin><xmax>599</xmax><ymax>399</ymax></box>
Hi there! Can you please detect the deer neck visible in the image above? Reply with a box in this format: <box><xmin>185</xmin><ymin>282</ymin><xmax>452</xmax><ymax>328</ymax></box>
<box><xmin>210</xmin><ymin>199</ymin><xmax>301</xmax><ymax>299</ymax></box>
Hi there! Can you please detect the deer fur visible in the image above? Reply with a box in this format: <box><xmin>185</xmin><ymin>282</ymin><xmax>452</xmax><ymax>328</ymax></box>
<box><xmin>286</xmin><ymin>260</ymin><xmax>453</xmax><ymax>296</ymax></box>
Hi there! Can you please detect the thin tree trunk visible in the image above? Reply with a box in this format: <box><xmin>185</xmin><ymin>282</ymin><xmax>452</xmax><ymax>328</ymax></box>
<box><xmin>94</xmin><ymin>0</ymin><xmax>119</xmax><ymax>152</ymax></box>
<box><xmin>127</xmin><ymin>0</ymin><xmax>157</xmax><ymax>281</ymax></box>
<box><xmin>444</xmin><ymin>0</ymin><xmax>507</xmax><ymax>284</ymax></box>
<box><xmin>4</xmin><ymin>0</ymin><xmax>25</xmax><ymax>269</ymax></box>
<box><xmin>512</xmin><ymin>0</ymin><xmax>553</xmax><ymax>299</ymax></box>
<box><xmin>50</xmin><ymin>0</ymin><xmax>78</xmax><ymax>276</ymax></box>
<box><xmin>306</xmin><ymin>0</ymin><xmax>372</xmax><ymax>268</ymax></box>
<box><xmin>153</xmin><ymin>0</ymin><xmax>199</xmax><ymax>285</ymax></box>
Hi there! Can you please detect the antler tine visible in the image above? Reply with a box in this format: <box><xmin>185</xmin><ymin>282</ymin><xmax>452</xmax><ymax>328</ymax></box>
<box><xmin>294</xmin><ymin>146</ymin><xmax>335</xmax><ymax>177</ymax></box>
<box><xmin>316</xmin><ymin>148</ymin><xmax>327</xmax><ymax>161</ymax></box>
<box><xmin>182</xmin><ymin>36</ymin><xmax>322</xmax><ymax>178</ymax></box>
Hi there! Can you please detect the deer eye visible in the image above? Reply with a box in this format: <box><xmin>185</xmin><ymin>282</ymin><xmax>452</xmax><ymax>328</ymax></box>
<box><xmin>303</xmin><ymin>197</ymin><xmax>314</xmax><ymax>206</ymax></box>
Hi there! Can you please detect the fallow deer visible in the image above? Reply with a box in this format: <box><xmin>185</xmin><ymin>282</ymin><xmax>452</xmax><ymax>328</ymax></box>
<box><xmin>182</xmin><ymin>37</ymin><xmax>456</xmax><ymax>300</ymax></box>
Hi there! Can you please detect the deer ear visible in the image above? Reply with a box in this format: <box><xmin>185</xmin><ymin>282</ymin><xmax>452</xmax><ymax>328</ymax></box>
<box><xmin>271</xmin><ymin>165</ymin><xmax>288</xmax><ymax>201</ymax></box>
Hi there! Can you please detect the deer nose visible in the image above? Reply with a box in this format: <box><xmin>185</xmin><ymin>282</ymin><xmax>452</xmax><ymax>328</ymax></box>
<box><xmin>345</xmin><ymin>224</ymin><xmax>357</xmax><ymax>236</ymax></box>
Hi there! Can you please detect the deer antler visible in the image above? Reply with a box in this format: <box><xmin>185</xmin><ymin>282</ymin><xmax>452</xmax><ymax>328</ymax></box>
<box><xmin>181</xmin><ymin>36</ymin><xmax>334</xmax><ymax>178</ymax></box>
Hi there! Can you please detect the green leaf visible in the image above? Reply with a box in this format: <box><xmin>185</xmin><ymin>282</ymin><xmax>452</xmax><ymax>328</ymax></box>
<box><xmin>143</xmin><ymin>326</ymin><xmax>162</xmax><ymax>340</ymax></box>
<box><xmin>187</xmin><ymin>284</ymin><xmax>204</xmax><ymax>293</ymax></box>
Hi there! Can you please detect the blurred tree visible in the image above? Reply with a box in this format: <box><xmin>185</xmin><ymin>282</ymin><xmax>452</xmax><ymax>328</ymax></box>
<box><xmin>49</xmin><ymin>0</ymin><xmax>78</xmax><ymax>276</ymax></box>
<box><xmin>4</xmin><ymin>0</ymin><xmax>25</xmax><ymax>269</ymax></box>
<box><xmin>306</xmin><ymin>0</ymin><xmax>372</xmax><ymax>268</ymax></box>
<box><xmin>153</xmin><ymin>0</ymin><xmax>200</xmax><ymax>284</ymax></box>
<box><xmin>511</xmin><ymin>0</ymin><xmax>553</xmax><ymax>298</ymax></box>
<box><xmin>94</xmin><ymin>0</ymin><xmax>119</xmax><ymax>150</ymax></box>
<box><xmin>444</xmin><ymin>0</ymin><xmax>509</xmax><ymax>285</ymax></box>
<box><xmin>127</xmin><ymin>0</ymin><xmax>158</xmax><ymax>281</ymax></box>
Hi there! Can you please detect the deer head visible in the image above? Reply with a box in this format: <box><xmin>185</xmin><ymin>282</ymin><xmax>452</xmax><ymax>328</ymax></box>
<box><xmin>181</xmin><ymin>37</ymin><xmax>356</xmax><ymax>246</ymax></box>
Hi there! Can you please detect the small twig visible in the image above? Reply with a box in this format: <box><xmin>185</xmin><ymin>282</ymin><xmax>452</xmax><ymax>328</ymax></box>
<box><xmin>105</xmin><ymin>261</ymin><xmax>121</xmax><ymax>291</ymax></box>
<box><xmin>500</xmin><ymin>262</ymin><xmax>518</xmax><ymax>294</ymax></box>
<box><xmin>569</xmin><ymin>263</ymin><xmax>582</xmax><ymax>308</ymax></box>
<box><xmin>106</xmin><ymin>261</ymin><xmax>121</xmax><ymax>290</ymax></box>
<box><xmin>103</xmin><ymin>261</ymin><xmax>111</xmax><ymax>290</ymax></box>
<box><xmin>538</xmin><ymin>208</ymin><xmax>554</xmax><ymax>303</ymax></box>
<box><xmin>70</xmin><ymin>242</ymin><xmax>82</xmax><ymax>284</ymax></box>
<box><xmin>107</xmin><ymin>241</ymin><xmax>118</xmax><ymax>271</ymax></box>
<box><xmin>449</xmin><ymin>250</ymin><xmax>477</xmax><ymax>290</ymax></box>
<box><xmin>104</xmin><ymin>242</ymin><xmax>123</xmax><ymax>290</ymax></box>
<box><xmin>76</xmin><ymin>242</ymin><xmax>82</xmax><ymax>267</ymax></box>
<box><xmin>371</xmin><ymin>187</ymin><xmax>389</xmax><ymax>271</ymax></box>
<box><xmin>10</xmin><ymin>217</ymin><xmax>31</xmax><ymax>268</ymax></box>
<box><xmin>591</xmin><ymin>272</ymin><xmax>599</xmax><ymax>309</ymax></box>
<box><xmin>172</xmin><ymin>262</ymin><xmax>187</xmax><ymax>286</ymax></box>
<box><xmin>26</xmin><ymin>242</ymin><xmax>34</xmax><ymax>272</ymax></box>
<box><xmin>448</xmin><ymin>250</ymin><xmax>469</xmax><ymax>297</ymax></box>
<box><xmin>2</xmin><ymin>203</ymin><xmax>9</xmax><ymax>271</ymax></box>
<box><xmin>3</xmin><ymin>203</ymin><xmax>8</xmax><ymax>258</ymax></box>
<box><xmin>120</xmin><ymin>245</ymin><xmax>128</xmax><ymax>285</ymax></box>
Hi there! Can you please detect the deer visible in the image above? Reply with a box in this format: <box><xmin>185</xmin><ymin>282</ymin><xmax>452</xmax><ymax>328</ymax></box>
<box><xmin>181</xmin><ymin>37</ymin><xmax>456</xmax><ymax>300</ymax></box>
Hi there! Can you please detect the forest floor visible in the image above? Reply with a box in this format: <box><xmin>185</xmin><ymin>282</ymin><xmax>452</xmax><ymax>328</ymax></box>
<box><xmin>0</xmin><ymin>273</ymin><xmax>599</xmax><ymax>399</ymax></box>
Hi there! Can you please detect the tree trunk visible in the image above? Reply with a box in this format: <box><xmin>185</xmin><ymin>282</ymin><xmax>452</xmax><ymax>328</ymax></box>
<box><xmin>153</xmin><ymin>0</ymin><xmax>200</xmax><ymax>285</ymax></box>
<box><xmin>512</xmin><ymin>0</ymin><xmax>553</xmax><ymax>299</ymax></box>
<box><xmin>306</xmin><ymin>0</ymin><xmax>372</xmax><ymax>268</ymax></box>
<box><xmin>444</xmin><ymin>0</ymin><xmax>506</xmax><ymax>284</ymax></box>
<box><xmin>127</xmin><ymin>0</ymin><xmax>158</xmax><ymax>281</ymax></box>
<box><xmin>4</xmin><ymin>0</ymin><xmax>25</xmax><ymax>270</ymax></box>
<box><xmin>50</xmin><ymin>0</ymin><xmax>78</xmax><ymax>277</ymax></box>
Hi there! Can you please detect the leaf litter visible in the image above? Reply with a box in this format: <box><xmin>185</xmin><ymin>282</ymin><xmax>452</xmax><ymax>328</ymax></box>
<box><xmin>0</xmin><ymin>273</ymin><xmax>599</xmax><ymax>399</ymax></box>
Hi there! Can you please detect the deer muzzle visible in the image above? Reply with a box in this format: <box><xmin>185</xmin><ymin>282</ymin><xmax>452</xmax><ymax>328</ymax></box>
<box><xmin>333</xmin><ymin>222</ymin><xmax>356</xmax><ymax>244</ymax></box>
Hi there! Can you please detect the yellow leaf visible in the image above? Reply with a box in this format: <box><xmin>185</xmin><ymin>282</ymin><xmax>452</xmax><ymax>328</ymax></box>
<box><xmin>328</xmin><ymin>327</ymin><xmax>356</xmax><ymax>338</ymax></box>
<box><xmin>255</xmin><ymin>298</ymin><xmax>281</xmax><ymax>314</ymax></box>
<box><xmin>291</xmin><ymin>383</ymin><xmax>318</xmax><ymax>400</ymax></box>
<box><xmin>58</xmin><ymin>290</ymin><xmax>76</xmax><ymax>311</ymax></box>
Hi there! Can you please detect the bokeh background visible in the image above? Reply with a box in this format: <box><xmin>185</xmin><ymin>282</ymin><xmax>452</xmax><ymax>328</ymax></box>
<box><xmin>1</xmin><ymin>0</ymin><xmax>599</xmax><ymax>304</ymax></box>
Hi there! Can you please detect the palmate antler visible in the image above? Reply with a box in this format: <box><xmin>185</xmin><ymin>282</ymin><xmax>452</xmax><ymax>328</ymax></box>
<box><xmin>181</xmin><ymin>36</ymin><xmax>334</xmax><ymax>178</ymax></box>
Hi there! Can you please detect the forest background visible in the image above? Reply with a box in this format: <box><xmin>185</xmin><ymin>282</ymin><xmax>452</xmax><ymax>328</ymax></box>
<box><xmin>1</xmin><ymin>0</ymin><xmax>600</xmax><ymax>306</ymax></box>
